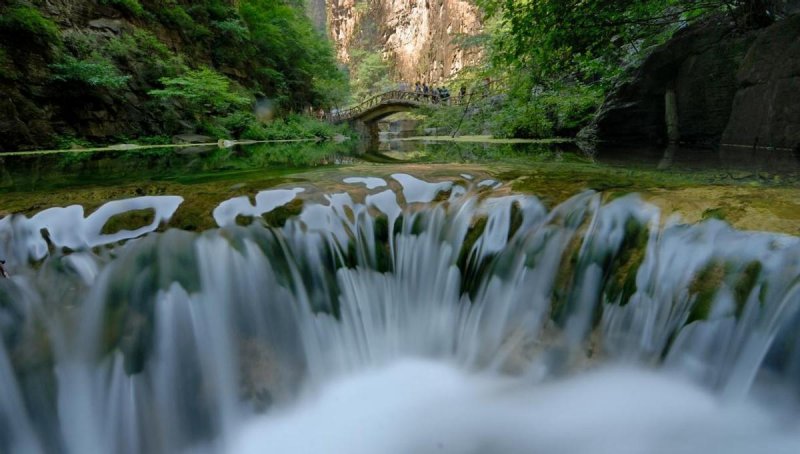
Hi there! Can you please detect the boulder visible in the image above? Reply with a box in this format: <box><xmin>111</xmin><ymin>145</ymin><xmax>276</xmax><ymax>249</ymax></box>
<box><xmin>88</xmin><ymin>18</ymin><xmax>124</xmax><ymax>35</ymax></box>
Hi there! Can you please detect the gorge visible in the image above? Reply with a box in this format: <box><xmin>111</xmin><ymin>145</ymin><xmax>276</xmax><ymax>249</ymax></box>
<box><xmin>2</xmin><ymin>1</ymin><xmax>800</xmax><ymax>454</ymax></box>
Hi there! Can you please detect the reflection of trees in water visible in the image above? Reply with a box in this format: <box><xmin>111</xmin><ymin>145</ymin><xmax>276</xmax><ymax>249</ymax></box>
<box><xmin>0</xmin><ymin>141</ymin><xmax>361</xmax><ymax>192</ymax></box>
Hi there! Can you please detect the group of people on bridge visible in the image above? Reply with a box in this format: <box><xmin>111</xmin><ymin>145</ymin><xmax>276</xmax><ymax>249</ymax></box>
<box><xmin>394</xmin><ymin>81</ymin><xmax>466</xmax><ymax>105</ymax></box>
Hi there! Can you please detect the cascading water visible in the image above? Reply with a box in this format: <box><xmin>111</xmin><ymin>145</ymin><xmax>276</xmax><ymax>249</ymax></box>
<box><xmin>1</xmin><ymin>173</ymin><xmax>799</xmax><ymax>453</ymax></box>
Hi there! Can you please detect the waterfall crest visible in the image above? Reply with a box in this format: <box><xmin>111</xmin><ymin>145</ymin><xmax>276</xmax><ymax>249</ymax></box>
<box><xmin>1</xmin><ymin>175</ymin><xmax>799</xmax><ymax>453</ymax></box>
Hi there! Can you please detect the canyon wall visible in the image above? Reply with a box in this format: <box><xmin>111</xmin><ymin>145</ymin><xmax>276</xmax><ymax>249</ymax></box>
<box><xmin>326</xmin><ymin>0</ymin><xmax>483</xmax><ymax>84</ymax></box>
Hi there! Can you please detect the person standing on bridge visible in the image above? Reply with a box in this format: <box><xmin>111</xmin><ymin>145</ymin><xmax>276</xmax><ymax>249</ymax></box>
<box><xmin>422</xmin><ymin>83</ymin><xmax>429</xmax><ymax>95</ymax></box>
<box><xmin>440</xmin><ymin>86</ymin><xmax>450</xmax><ymax>105</ymax></box>
<box><xmin>414</xmin><ymin>81</ymin><xmax>421</xmax><ymax>93</ymax></box>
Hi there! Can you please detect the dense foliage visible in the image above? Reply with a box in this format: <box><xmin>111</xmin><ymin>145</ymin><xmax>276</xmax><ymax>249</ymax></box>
<box><xmin>422</xmin><ymin>0</ymin><xmax>785</xmax><ymax>139</ymax></box>
<box><xmin>347</xmin><ymin>48</ymin><xmax>393</xmax><ymax>103</ymax></box>
<box><xmin>0</xmin><ymin>0</ymin><xmax>349</xmax><ymax>148</ymax></box>
<box><xmin>51</xmin><ymin>55</ymin><xmax>132</xmax><ymax>88</ymax></box>
<box><xmin>148</xmin><ymin>68</ymin><xmax>250</xmax><ymax>116</ymax></box>
<box><xmin>478</xmin><ymin>0</ymin><xmax>780</xmax><ymax>84</ymax></box>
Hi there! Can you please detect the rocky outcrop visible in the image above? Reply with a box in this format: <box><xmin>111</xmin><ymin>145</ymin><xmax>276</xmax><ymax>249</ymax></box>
<box><xmin>0</xmin><ymin>1</ymin><xmax>196</xmax><ymax>151</ymax></box>
<box><xmin>327</xmin><ymin>0</ymin><xmax>483</xmax><ymax>84</ymax></box>
<box><xmin>328</xmin><ymin>0</ymin><xmax>359</xmax><ymax>62</ymax></box>
<box><xmin>587</xmin><ymin>13</ymin><xmax>800</xmax><ymax>151</ymax></box>
<box><xmin>721</xmin><ymin>14</ymin><xmax>800</xmax><ymax>150</ymax></box>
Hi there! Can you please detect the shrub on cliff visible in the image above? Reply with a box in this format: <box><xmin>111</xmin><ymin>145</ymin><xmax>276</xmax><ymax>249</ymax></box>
<box><xmin>0</xmin><ymin>4</ymin><xmax>60</xmax><ymax>46</ymax></box>
<box><xmin>51</xmin><ymin>55</ymin><xmax>132</xmax><ymax>89</ymax></box>
<box><xmin>148</xmin><ymin>67</ymin><xmax>250</xmax><ymax>116</ymax></box>
<box><xmin>100</xmin><ymin>0</ymin><xmax>145</xmax><ymax>17</ymax></box>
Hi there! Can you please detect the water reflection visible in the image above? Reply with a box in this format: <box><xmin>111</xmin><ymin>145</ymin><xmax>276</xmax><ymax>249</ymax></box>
<box><xmin>0</xmin><ymin>196</ymin><xmax>183</xmax><ymax>265</ymax></box>
<box><xmin>0</xmin><ymin>140</ymin><xmax>360</xmax><ymax>193</ymax></box>
<box><xmin>374</xmin><ymin>139</ymin><xmax>590</xmax><ymax>164</ymax></box>
<box><xmin>214</xmin><ymin>189</ymin><xmax>305</xmax><ymax>227</ymax></box>
<box><xmin>597</xmin><ymin>143</ymin><xmax>800</xmax><ymax>174</ymax></box>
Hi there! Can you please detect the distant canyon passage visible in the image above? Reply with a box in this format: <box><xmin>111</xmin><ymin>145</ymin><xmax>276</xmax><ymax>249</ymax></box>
<box><xmin>323</xmin><ymin>0</ymin><xmax>483</xmax><ymax>83</ymax></box>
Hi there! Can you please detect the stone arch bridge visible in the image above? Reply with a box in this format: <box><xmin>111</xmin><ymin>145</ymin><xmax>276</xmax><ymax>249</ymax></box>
<box><xmin>327</xmin><ymin>87</ymin><xmax>500</xmax><ymax>140</ymax></box>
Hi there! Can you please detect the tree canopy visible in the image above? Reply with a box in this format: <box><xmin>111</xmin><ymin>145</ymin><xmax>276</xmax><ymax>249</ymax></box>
<box><xmin>478</xmin><ymin>0</ymin><xmax>780</xmax><ymax>84</ymax></box>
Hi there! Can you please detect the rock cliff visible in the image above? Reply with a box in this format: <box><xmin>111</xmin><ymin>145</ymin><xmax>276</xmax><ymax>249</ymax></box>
<box><xmin>586</xmin><ymin>12</ymin><xmax>800</xmax><ymax>151</ymax></box>
<box><xmin>326</xmin><ymin>0</ymin><xmax>483</xmax><ymax>84</ymax></box>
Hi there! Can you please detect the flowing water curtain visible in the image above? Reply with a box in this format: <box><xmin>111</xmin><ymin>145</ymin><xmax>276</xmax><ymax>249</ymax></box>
<box><xmin>1</xmin><ymin>178</ymin><xmax>800</xmax><ymax>453</ymax></box>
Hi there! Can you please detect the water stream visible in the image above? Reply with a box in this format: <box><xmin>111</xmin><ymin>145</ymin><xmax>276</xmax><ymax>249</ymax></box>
<box><xmin>1</xmin><ymin>170</ymin><xmax>799</xmax><ymax>453</ymax></box>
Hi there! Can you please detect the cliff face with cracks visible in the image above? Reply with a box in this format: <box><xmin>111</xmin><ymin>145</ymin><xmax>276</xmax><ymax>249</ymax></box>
<box><xmin>325</xmin><ymin>0</ymin><xmax>483</xmax><ymax>83</ymax></box>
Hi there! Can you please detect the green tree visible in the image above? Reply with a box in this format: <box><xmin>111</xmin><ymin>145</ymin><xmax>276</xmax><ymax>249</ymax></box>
<box><xmin>348</xmin><ymin>49</ymin><xmax>392</xmax><ymax>102</ymax></box>
<box><xmin>148</xmin><ymin>67</ymin><xmax>250</xmax><ymax>115</ymax></box>
<box><xmin>238</xmin><ymin>0</ymin><xmax>347</xmax><ymax>109</ymax></box>
<box><xmin>51</xmin><ymin>55</ymin><xmax>131</xmax><ymax>88</ymax></box>
<box><xmin>478</xmin><ymin>0</ymin><xmax>779</xmax><ymax>84</ymax></box>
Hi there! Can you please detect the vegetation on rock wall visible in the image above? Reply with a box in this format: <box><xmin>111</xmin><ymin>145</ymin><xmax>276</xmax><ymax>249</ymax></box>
<box><xmin>347</xmin><ymin>48</ymin><xmax>393</xmax><ymax>103</ymax></box>
<box><xmin>424</xmin><ymin>0</ymin><xmax>787</xmax><ymax>140</ymax></box>
<box><xmin>0</xmin><ymin>0</ymin><xmax>349</xmax><ymax>151</ymax></box>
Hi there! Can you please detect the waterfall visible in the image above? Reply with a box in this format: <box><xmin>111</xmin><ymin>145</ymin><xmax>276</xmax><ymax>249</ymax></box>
<box><xmin>1</xmin><ymin>174</ymin><xmax>799</xmax><ymax>453</ymax></box>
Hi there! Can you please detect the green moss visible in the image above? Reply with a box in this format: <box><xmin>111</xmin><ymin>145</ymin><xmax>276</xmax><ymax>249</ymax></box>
<box><xmin>508</xmin><ymin>201</ymin><xmax>524</xmax><ymax>240</ymax></box>
<box><xmin>604</xmin><ymin>217</ymin><xmax>649</xmax><ymax>305</ymax></box>
<box><xmin>702</xmin><ymin>207</ymin><xmax>727</xmax><ymax>221</ymax></box>
<box><xmin>456</xmin><ymin>216</ymin><xmax>490</xmax><ymax>298</ymax></box>
<box><xmin>261</xmin><ymin>199</ymin><xmax>303</xmax><ymax>227</ymax></box>
<box><xmin>550</xmin><ymin>232</ymin><xmax>585</xmax><ymax>322</ymax></box>
<box><xmin>687</xmin><ymin>261</ymin><xmax>726</xmax><ymax>323</ymax></box>
<box><xmin>686</xmin><ymin>259</ymin><xmax>762</xmax><ymax>323</ymax></box>
<box><xmin>410</xmin><ymin>214</ymin><xmax>427</xmax><ymax>235</ymax></box>
<box><xmin>100</xmin><ymin>208</ymin><xmax>156</xmax><ymax>235</ymax></box>
<box><xmin>371</xmin><ymin>214</ymin><xmax>393</xmax><ymax>273</ymax></box>
<box><xmin>733</xmin><ymin>260</ymin><xmax>762</xmax><ymax>317</ymax></box>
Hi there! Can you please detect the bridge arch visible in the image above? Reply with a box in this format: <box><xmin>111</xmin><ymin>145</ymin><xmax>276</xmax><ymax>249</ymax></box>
<box><xmin>328</xmin><ymin>90</ymin><xmax>471</xmax><ymax>123</ymax></box>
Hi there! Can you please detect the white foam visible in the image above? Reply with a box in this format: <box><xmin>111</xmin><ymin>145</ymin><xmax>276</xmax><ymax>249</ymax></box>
<box><xmin>230</xmin><ymin>360</ymin><xmax>800</xmax><ymax>454</ymax></box>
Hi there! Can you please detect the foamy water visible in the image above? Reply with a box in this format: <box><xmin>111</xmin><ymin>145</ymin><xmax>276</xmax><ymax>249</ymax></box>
<box><xmin>2</xmin><ymin>173</ymin><xmax>800</xmax><ymax>453</ymax></box>
<box><xmin>232</xmin><ymin>360</ymin><xmax>800</xmax><ymax>454</ymax></box>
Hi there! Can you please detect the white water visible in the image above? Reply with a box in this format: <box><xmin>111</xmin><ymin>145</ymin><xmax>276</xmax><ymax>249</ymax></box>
<box><xmin>1</xmin><ymin>174</ymin><xmax>800</xmax><ymax>453</ymax></box>
<box><xmin>232</xmin><ymin>360</ymin><xmax>800</xmax><ymax>454</ymax></box>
